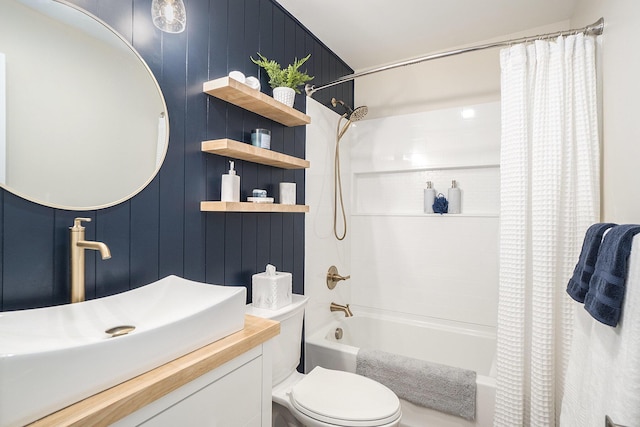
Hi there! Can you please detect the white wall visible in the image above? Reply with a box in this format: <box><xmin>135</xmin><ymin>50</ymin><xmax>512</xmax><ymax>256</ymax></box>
<box><xmin>304</xmin><ymin>98</ymin><xmax>353</xmax><ymax>336</ymax></box>
<box><xmin>570</xmin><ymin>0</ymin><xmax>640</xmax><ymax>222</ymax></box>
<box><xmin>305</xmin><ymin>99</ymin><xmax>500</xmax><ymax>330</ymax></box>
<box><xmin>356</xmin><ymin>22</ymin><xmax>568</xmax><ymax>119</ymax></box>
<box><xmin>354</xmin><ymin>3</ymin><xmax>640</xmax><ymax>221</ymax></box>
<box><xmin>349</xmin><ymin>103</ymin><xmax>500</xmax><ymax>327</ymax></box>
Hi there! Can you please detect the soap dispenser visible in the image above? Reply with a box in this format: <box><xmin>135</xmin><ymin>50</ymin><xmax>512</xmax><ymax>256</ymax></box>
<box><xmin>221</xmin><ymin>160</ymin><xmax>240</xmax><ymax>202</ymax></box>
<box><xmin>423</xmin><ymin>181</ymin><xmax>436</xmax><ymax>213</ymax></box>
<box><xmin>448</xmin><ymin>180</ymin><xmax>461</xmax><ymax>214</ymax></box>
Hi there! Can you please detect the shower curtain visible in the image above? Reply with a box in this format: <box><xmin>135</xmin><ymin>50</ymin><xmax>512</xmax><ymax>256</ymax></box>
<box><xmin>495</xmin><ymin>34</ymin><xmax>599</xmax><ymax>427</ymax></box>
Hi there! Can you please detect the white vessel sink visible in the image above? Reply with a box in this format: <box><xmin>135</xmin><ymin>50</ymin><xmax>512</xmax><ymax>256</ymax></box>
<box><xmin>0</xmin><ymin>275</ymin><xmax>246</xmax><ymax>427</ymax></box>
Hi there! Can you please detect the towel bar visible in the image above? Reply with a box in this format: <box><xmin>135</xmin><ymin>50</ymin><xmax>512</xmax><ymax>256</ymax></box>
<box><xmin>606</xmin><ymin>415</ymin><xmax>627</xmax><ymax>427</ymax></box>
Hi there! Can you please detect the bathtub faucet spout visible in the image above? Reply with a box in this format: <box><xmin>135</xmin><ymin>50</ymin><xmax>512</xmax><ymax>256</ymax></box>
<box><xmin>330</xmin><ymin>302</ymin><xmax>353</xmax><ymax>317</ymax></box>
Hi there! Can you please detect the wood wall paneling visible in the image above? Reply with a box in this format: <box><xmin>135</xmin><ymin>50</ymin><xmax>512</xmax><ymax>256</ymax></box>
<box><xmin>0</xmin><ymin>0</ymin><xmax>353</xmax><ymax>310</ymax></box>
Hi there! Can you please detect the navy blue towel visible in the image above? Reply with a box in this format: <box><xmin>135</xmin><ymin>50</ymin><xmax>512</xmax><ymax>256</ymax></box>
<box><xmin>567</xmin><ymin>223</ymin><xmax>616</xmax><ymax>303</ymax></box>
<box><xmin>584</xmin><ymin>224</ymin><xmax>640</xmax><ymax>326</ymax></box>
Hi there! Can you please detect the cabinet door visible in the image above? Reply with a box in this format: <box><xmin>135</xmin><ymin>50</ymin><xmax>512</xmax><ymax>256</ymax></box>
<box><xmin>140</xmin><ymin>357</ymin><xmax>262</xmax><ymax>427</ymax></box>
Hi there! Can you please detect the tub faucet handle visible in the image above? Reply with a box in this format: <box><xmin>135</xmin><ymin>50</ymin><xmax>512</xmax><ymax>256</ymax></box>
<box><xmin>327</xmin><ymin>265</ymin><xmax>351</xmax><ymax>289</ymax></box>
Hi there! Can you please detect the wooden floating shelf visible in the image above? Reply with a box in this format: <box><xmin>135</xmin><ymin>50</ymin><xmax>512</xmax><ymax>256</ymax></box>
<box><xmin>201</xmin><ymin>201</ymin><xmax>309</xmax><ymax>213</ymax></box>
<box><xmin>203</xmin><ymin>77</ymin><xmax>311</xmax><ymax>127</ymax></box>
<box><xmin>202</xmin><ymin>139</ymin><xmax>309</xmax><ymax>169</ymax></box>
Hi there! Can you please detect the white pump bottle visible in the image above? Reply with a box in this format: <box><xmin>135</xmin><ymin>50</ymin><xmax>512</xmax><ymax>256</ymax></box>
<box><xmin>448</xmin><ymin>180</ymin><xmax>461</xmax><ymax>214</ymax></box>
<box><xmin>221</xmin><ymin>160</ymin><xmax>240</xmax><ymax>202</ymax></box>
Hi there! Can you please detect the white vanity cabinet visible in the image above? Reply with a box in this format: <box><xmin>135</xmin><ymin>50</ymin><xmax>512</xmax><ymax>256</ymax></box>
<box><xmin>114</xmin><ymin>344</ymin><xmax>271</xmax><ymax>427</ymax></box>
<box><xmin>30</xmin><ymin>315</ymin><xmax>278</xmax><ymax>427</ymax></box>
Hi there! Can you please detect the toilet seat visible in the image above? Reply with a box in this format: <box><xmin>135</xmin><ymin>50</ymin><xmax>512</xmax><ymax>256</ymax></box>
<box><xmin>289</xmin><ymin>367</ymin><xmax>402</xmax><ymax>427</ymax></box>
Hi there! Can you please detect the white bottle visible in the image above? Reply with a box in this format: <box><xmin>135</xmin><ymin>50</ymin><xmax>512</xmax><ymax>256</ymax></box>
<box><xmin>221</xmin><ymin>160</ymin><xmax>240</xmax><ymax>202</ymax></box>
<box><xmin>448</xmin><ymin>180</ymin><xmax>461</xmax><ymax>214</ymax></box>
<box><xmin>423</xmin><ymin>181</ymin><xmax>436</xmax><ymax>213</ymax></box>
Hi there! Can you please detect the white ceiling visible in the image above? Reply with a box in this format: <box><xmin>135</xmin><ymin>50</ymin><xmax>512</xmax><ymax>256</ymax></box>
<box><xmin>275</xmin><ymin>0</ymin><xmax>579</xmax><ymax>71</ymax></box>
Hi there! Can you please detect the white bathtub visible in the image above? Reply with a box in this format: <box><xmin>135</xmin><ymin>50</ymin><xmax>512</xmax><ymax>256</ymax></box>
<box><xmin>305</xmin><ymin>313</ymin><xmax>496</xmax><ymax>427</ymax></box>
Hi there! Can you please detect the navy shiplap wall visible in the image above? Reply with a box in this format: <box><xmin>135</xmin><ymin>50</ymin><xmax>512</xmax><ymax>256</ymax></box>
<box><xmin>0</xmin><ymin>0</ymin><xmax>353</xmax><ymax>311</ymax></box>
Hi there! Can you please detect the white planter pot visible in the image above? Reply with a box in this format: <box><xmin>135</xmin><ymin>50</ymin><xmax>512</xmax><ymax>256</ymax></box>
<box><xmin>272</xmin><ymin>87</ymin><xmax>295</xmax><ymax>107</ymax></box>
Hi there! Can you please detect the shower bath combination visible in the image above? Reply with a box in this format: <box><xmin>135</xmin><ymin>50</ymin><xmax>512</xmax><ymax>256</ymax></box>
<box><xmin>331</xmin><ymin>98</ymin><xmax>368</xmax><ymax>240</ymax></box>
<box><xmin>309</xmin><ymin>20</ymin><xmax>603</xmax><ymax>241</ymax></box>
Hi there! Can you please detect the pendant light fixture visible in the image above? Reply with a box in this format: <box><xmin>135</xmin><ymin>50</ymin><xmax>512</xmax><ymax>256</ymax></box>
<box><xmin>151</xmin><ymin>0</ymin><xmax>187</xmax><ymax>34</ymax></box>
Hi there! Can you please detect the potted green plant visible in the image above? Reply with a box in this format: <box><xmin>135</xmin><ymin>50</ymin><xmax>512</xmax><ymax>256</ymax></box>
<box><xmin>251</xmin><ymin>53</ymin><xmax>313</xmax><ymax>107</ymax></box>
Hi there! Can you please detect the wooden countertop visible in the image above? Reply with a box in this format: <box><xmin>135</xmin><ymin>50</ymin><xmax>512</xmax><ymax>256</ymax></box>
<box><xmin>29</xmin><ymin>315</ymin><xmax>279</xmax><ymax>427</ymax></box>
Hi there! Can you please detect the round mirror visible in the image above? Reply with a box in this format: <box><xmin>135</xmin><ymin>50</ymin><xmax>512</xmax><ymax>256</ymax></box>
<box><xmin>0</xmin><ymin>0</ymin><xmax>168</xmax><ymax>210</ymax></box>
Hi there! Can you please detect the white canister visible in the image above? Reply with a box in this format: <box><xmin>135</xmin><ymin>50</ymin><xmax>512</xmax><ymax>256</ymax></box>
<box><xmin>279</xmin><ymin>182</ymin><xmax>296</xmax><ymax>205</ymax></box>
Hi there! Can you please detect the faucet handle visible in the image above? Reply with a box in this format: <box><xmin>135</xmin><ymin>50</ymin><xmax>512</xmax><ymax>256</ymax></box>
<box><xmin>72</xmin><ymin>217</ymin><xmax>92</xmax><ymax>229</ymax></box>
<box><xmin>327</xmin><ymin>265</ymin><xmax>351</xmax><ymax>289</ymax></box>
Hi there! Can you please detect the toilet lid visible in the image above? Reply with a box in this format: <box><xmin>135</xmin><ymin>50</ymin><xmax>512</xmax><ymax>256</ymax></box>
<box><xmin>290</xmin><ymin>367</ymin><xmax>401</xmax><ymax>427</ymax></box>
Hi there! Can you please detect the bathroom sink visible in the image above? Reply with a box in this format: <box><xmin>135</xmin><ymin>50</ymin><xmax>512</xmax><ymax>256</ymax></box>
<box><xmin>0</xmin><ymin>275</ymin><xmax>246</xmax><ymax>427</ymax></box>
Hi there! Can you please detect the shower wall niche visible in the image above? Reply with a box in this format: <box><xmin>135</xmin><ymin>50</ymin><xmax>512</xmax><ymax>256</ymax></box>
<box><xmin>349</xmin><ymin>102</ymin><xmax>500</xmax><ymax>328</ymax></box>
<box><xmin>353</xmin><ymin>165</ymin><xmax>499</xmax><ymax>216</ymax></box>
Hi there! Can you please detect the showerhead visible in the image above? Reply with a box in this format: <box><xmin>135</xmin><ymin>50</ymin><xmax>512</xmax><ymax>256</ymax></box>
<box><xmin>331</xmin><ymin>98</ymin><xmax>368</xmax><ymax>122</ymax></box>
<box><xmin>331</xmin><ymin>98</ymin><xmax>368</xmax><ymax>241</ymax></box>
<box><xmin>349</xmin><ymin>105</ymin><xmax>368</xmax><ymax>122</ymax></box>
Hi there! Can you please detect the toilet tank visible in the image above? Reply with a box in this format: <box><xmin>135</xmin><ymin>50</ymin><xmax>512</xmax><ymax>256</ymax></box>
<box><xmin>246</xmin><ymin>294</ymin><xmax>308</xmax><ymax>386</ymax></box>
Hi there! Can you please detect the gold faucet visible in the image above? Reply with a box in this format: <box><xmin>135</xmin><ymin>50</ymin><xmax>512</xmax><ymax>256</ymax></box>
<box><xmin>330</xmin><ymin>302</ymin><xmax>353</xmax><ymax>317</ymax></box>
<box><xmin>70</xmin><ymin>217</ymin><xmax>111</xmax><ymax>303</ymax></box>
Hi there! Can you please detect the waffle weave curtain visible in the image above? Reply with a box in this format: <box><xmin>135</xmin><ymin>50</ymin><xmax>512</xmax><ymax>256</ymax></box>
<box><xmin>495</xmin><ymin>34</ymin><xmax>600</xmax><ymax>427</ymax></box>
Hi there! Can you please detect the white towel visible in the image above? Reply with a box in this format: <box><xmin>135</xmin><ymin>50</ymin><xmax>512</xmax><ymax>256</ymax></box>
<box><xmin>561</xmin><ymin>234</ymin><xmax>640</xmax><ymax>426</ymax></box>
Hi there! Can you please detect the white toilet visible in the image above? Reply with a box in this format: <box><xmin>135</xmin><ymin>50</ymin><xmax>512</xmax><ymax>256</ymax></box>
<box><xmin>247</xmin><ymin>294</ymin><xmax>402</xmax><ymax>427</ymax></box>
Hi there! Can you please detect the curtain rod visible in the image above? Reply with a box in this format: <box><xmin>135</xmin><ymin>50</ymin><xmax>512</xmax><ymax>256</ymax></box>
<box><xmin>305</xmin><ymin>17</ymin><xmax>604</xmax><ymax>97</ymax></box>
